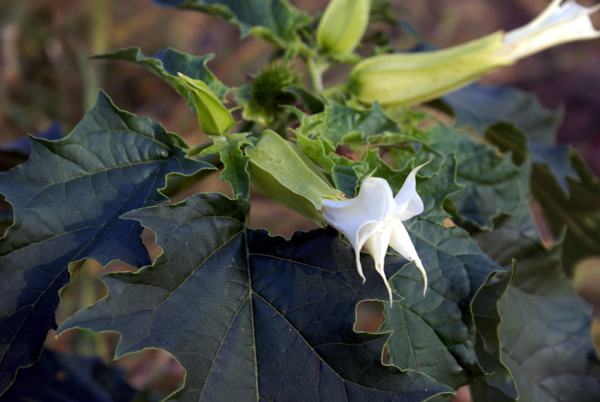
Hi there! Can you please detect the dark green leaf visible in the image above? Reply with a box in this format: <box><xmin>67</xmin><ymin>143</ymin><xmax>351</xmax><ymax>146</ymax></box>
<box><xmin>531</xmin><ymin>152</ymin><xmax>600</xmax><ymax>275</ymax></box>
<box><xmin>93</xmin><ymin>47</ymin><xmax>229</xmax><ymax>102</ymax></box>
<box><xmin>58</xmin><ymin>193</ymin><xmax>454</xmax><ymax>401</ymax></box>
<box><xmin>473</xmin><ymin>168</ymin><xmax>600</xmax><ymax>402</ymax></box>
<box><xmin>486</xmin><ymin>121</ymin><xmax>577</xmax><ymax>196</ymax></box>
<box><xmin>330</xmin><ymin>155</ymin><xmax>370</xmax><ymax>198</ymax></box>
<box><xmin>528</xmin><ymin>142</ymin><xmax>577</xmax><ymax>194</ymax></box>
<box><xmin>151</xmin><ymin>0</ymin><xmax>311</xmax><ymax>47</ymax></box>
<box><xmin>297</xmin><ymin>102</ymin><xmax>401</xmax><ymax>147</ymax></box>
<box><xmin>283</xmin><ymin>86</ymin><xmax>325</xmax><ymax>114</ymax></box>
<box><xmin>1</xmin><ymin>348</ymin><xmax>147</xmax><ymax>402</ymax></box>
<box><xmin>443</xmin><ymin>83</ymin><xmax>563</xmax><ymax>144</ymax></box>
<box><xmin>410</xmin><ymin>125</ymin><xmax>522</xmax><ymax>230</ymax></box>
<box><xmin>201</xmin><ymin>134</ymin><xmax>252</xmax><ymax>199</ymax></box>
<box><xmin>0</xmin><ymin>92</ymin><xmax>212</xmax><ymax>395</ymax></box>
<box><xmin>444</xmin><ymin>83</ymin><xmax>578</xmax><ymax>196</ymax></box>
<box><xmin>382</xmin><ymin>219</ymin><xmax>510</xmax><ymax>392</ymax></box>
<box><xmin>487</xmin><ymin>121</ymin><xmax>600</xmax><ymax>274</ymax></box>
<box><xmin>469</xmin><ymin>269</ymin><xmax>518</xmax><ymax>402</ymax></box>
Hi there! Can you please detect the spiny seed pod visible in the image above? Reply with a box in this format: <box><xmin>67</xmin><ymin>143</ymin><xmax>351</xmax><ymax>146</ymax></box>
<box><xmin>235</xmin><ymin>62</ymin><xmax>300</xmax><ymax>126</ymax></box>
<box><xmin>317</xmin><ymin>0</ymin><xmax>371</xmax><ymax>55</ymax></box>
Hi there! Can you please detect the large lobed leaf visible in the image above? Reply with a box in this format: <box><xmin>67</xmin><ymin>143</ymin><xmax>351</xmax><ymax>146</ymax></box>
<box><xmin>472</xmin><ymin>161</ymin><xmax>600</xmax><ymax>402</ymax></box>
<box><xmin>442</xmin><ymin>83</ymin><xmax>600</xmax><ymax>269</ymax></box>
<box><xmin>381</xmin><ymin>219</ymin><xmax>512</xmax><ymax>394</ymax></box>
<box><xmin>58</xmin><ymin>193</ymin><xmax>454</xmax><ymax>401</ymax></box>
<box><xmin>151</xmin><ymin>0</ymin><xmax>311</xmax><ymax>47</ymax></box>
<box><xmin>0</xmin><ymin>92</ymin><xmax>212</xmax><ymax>395</ymax></box>
<box><xmin>443</xmin><ymin>83</ymin><xmax>578</xmax><ymax>196</ymax></box>
<box><xmin>483</xmin><ymin>121</ymin><xmax>600</xmax><ymax>275</ymax></box>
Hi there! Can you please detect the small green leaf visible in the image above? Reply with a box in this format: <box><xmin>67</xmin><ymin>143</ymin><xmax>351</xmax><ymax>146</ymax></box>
<box><xmin>200</xmin><ymin>134</ymin><xmax>252</xmax><ymax>199</ymax></box>
<box><xmin>57</xmin><ymin>193</ymin><xmax>454</xmax><ymax>401</ymax></box>
<box><xmin>283</xmin><ymin>86</ymin><xmax>325</xmax><ymax>114</ymax></box>
<box><xmin>178</xmin><ymin>73</ymin><xmax>235</xmax><ymax>135</ymax></box>
<box><xmin>297</xmin><ymin>103</ymin><xmax>401</xmax><ymax>146</ymax></box>
<box><xmin>0</xmin><ymin>92</ymin><xmax>212</xmax><ymax>395</ymax></box>
<box><xmin>151</xmin><ymin>0</ymin><xmax>312</xmax><ymax>47</ymax></box>
<box><xmin>93</xmin><ymin>46</ymin><xmax>228</xmax><ymax>102</ymax></box>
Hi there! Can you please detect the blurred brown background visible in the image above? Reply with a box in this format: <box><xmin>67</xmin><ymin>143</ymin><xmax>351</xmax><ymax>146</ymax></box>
<box><xmin>1</xmin><ymin>0</ymin><xmax>599</xmax><ymax>400</ymax></box>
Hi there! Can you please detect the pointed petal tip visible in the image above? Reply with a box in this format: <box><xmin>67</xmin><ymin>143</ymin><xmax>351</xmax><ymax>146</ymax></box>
<box><xmin>355</xmin><ymin>253</ymin><xmax>366</xmax><ymax>282</ymax></box>
<box><xmin>415</xmin><ymin>258</ymin><xmax>428</xmax><ymax>296</ymax></box>
<box><xmin>384</xmin><ymin>280</ymin><xmax>393</xmax><ymax>306</ymax></box>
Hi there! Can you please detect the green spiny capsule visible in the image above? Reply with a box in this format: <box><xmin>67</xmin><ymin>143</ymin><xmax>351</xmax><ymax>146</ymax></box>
<box><xmin>347</xmin><ymin>31</ymin><xmax>511</xmax><ymax>106</ymax></box>
<box><xmin>317</xmin><ymin>0</ymin><xmax>371</xmax><ymax>55</ymax></box>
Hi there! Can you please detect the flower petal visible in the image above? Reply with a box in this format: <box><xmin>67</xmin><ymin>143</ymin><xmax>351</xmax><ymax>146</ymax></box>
<box><xmin>321</xmin><ymin>177</ymin><xmax>396</xmax><ymax>269</ymax></box>
<box><xmin>354</xmin><ymin>221</ymin><xmax>385</xmax><ymax>281</ymax></box>
<box><xmin>394</xmin><ymin>164</ymin><xmax>426</xmax><ymax>221</ymax></box>
<box><xmin>363</xmin><ymin>222</ymin><xmax>394</xmax><ymax>304</ymax></box>
<box><xmin>502</xmin><ymin>0</ymin><xmax>600</xmax><ymax>61</ymax></box>
<box><xmin>389</xmin><ymin>220</ymin><xmax>428</xmax><ymax>295</ymax></box>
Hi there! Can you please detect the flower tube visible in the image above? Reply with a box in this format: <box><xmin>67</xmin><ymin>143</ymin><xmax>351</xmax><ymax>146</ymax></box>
<box><xmin>348</xmin><ymin>0</ymin><xmax>600</xmax><ymax>106</ymax></box>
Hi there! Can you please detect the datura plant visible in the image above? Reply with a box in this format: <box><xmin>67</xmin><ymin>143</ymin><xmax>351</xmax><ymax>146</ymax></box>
<box><xmin>1</xmin><ymin>0</ymin><xmax>600</xmax><ymax>401</ymax></box>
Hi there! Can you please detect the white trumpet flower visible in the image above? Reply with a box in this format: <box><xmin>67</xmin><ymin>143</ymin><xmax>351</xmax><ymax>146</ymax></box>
<box><xmin>499</xmin><ymin>0</ymin><xmax>600</xmax><ymax>61</ymax></box>
<box><xmin>321</xmin><ymin>166</ymin><xmax>427</xmax><ymax>304</ymax></box>
<box><xmin>348</xmin><ymin>0</ymin><xmax>600</xmax><ymax>106</ymax></box>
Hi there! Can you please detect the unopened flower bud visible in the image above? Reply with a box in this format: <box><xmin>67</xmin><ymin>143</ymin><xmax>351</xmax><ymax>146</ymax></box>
<box><xmin>317</xmin><ymin>0</ymin><xmax>371</xmax><ymax>55</ymax></box>
<box><xmin>178</xmin><ymin>73</ymin><xmax>234</xmax><ymax>135</ymax></box>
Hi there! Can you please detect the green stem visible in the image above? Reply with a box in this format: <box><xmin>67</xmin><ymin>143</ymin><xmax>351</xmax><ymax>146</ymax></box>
<box><xmin>307</xmin><ymin>57</ymin><xmax>329</xmax><ymax>93</ymax></box>
<box><xmin>322</xmin><ymin>83</ymin><xmax>348</xmax><ymax>98</ymax></box>
<box><xmin>187</xmin><ymin>141</ymin><xmax>214</xmax><ymax>156</ymax></box>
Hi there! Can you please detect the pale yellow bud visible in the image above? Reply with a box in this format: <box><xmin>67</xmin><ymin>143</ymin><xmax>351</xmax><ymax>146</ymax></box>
<box><xmin>317</xmin><ymin>0</ymin><xmax>371</xmax><ymax>55</ymax></box>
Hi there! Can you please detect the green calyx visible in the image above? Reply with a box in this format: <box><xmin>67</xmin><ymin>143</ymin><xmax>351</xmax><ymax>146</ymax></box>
<box><xmin>245</xmin><ymin>130</ymin><xmax>344</xmax><ymax>226</ymax></box>
<box><xmin>178</xmin><ymin>72</ymin><xmax>235</xmax><ymax>135</ymax></box>
<box><xmin>347</xmin><ymin>31</ymin><xmax>512</xmax><ymax>106</ymax></box>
